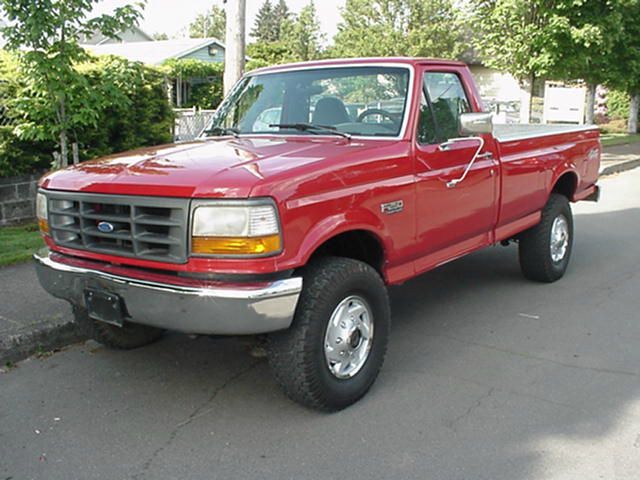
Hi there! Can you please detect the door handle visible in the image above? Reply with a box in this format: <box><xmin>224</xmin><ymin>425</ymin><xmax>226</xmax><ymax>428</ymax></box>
<box><xmin>477</xmin><ymin>152</ymin><xmax>493</xmax><ymax>160</ymax></box>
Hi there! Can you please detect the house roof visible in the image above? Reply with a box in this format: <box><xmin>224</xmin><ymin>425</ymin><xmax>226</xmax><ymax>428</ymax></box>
<box><xmin>83</xmin><ymin>37</ymin><xmax>225</xmax><ymax>65</ymax></box>
<box><xmin>89</xmin><ymin>25</ymin><xmax>154</xmax><ymax>45</ymax></box>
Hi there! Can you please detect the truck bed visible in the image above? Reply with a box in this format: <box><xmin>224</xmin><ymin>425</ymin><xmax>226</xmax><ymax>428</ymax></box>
<box><xmin>493</xmin><ymin>124</ymin><xmax>599</xmax><ymax>143</ymax></box>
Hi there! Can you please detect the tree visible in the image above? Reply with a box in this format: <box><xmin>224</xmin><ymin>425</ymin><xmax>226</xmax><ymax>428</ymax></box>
<box><xmin>0</xmin><ymin>0</ymin><xmax>143</xmax><ymax>168</ymax></box>
<box><xmin>251</xmin><ymin>0</ymin><xmax>291</xmax><ymax>42</ymax></box>
<box><xmin>189</xmin><ymin>4</ymin><xmax>226</xmax><ymax>39</ymax></box>
<box><xmin>332</xmin><ymin>0</ymin><xmax>463</xmax><ymax>60</ymax></box>
<box><xmin>247</xmin><ymin>0</ymin><xmax>322</xmax><ymax>68</ymax></box>
<box><xmin>605</xmin><ymin>0</ymin><xmax>640</xmax><ymax>133</ymax></box>
<box><xmin>152</xmin><ymin>32</ymin><xmax>169</xmax><ymax>40</ymax></box>
<box><xmin>468</xmin><ymin>0</ymin><xmax>570</xmax><ymax>123</ymax></box>
<box><xmin>251</xmin><ymin>0</ymin><xmax>277</xmax><ymax>42</ymax></box>
<box><xmin>289</xmin><ymin>1</ymin><xmax>324</xmax><ymax>61</ymax></box>
<box><xmin>272</xmin><ymin>0</ymin><xmax>291</xmax><ymax>38</ymax></box>
<box><xmin>543</xmin><ymin>0</ymin><xmax>625</xmax><ymax>124</ymax></box>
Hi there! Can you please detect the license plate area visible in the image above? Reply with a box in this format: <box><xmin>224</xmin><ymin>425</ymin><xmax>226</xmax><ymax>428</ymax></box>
<box><xmin>84</xmin><ymin>288</ymin><xmax>125</xmax><ymax>327</ymax></box>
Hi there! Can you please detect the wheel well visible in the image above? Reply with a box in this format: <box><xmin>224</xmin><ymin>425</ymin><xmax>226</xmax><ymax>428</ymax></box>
<box><xmin>309</xmin><ymin>230</ymin><xmax>385</xmax><ymax>274</ymax></box>
<box><xmin>552</xmin><ymin>172</ymin><xmax>578</xmax><ymax>199</ymax></box>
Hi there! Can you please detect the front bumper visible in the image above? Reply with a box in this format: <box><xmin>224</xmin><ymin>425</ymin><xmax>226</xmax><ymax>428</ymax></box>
<box><xmin>34</xmin><ymin>248</ymin><xmax>303</xmax><ymax>335</ymax></box>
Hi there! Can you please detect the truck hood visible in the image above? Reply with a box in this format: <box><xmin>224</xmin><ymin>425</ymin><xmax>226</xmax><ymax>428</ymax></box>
<box><xmin>39</xmin><ymin>136</ymin><xmax>380</xmax><ymax>198</ymax></box>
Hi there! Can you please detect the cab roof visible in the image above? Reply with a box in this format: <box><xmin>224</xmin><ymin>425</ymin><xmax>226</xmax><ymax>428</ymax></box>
<box><xmin>248</xmin><ymin>57</ymin><xmax>466</xmax><ymax>75</ymax></box>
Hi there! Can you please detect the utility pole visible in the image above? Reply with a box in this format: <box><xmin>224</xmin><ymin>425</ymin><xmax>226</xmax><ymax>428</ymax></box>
<box><xmin>223</xmin><ymin>0</ymin><xmax>246</xmax><ymax>94</ymax></box>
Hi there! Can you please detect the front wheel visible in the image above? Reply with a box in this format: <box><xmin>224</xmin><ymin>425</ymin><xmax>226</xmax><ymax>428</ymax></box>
<box><xmin>73</xmin><ymin>306</ymin><xmax>164</xmax><ymax>350</ymax></box>
<box><xmin>519</xmin><ymin>193</ymin><xmax>574</xmax><ymax>283</ymax></box>
<box><xmin>267</xmin><ymin>257</ymin><xmax>391</xmax><ymax>412</ymax></box>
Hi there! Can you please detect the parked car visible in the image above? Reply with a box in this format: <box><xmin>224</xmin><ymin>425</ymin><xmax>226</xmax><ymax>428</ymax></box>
<box><xmin>34</xmin><ymin>58</ymin><xmax>601</xmax><ymax>411</ymax></box>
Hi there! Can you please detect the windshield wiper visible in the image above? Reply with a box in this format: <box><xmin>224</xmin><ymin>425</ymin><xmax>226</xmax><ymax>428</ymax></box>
<box><xmin>269</xmin><ymin>123</ymin><xmax>351</xmax><ymax>139</ymax></box>
<box><xmin>202</xmin><ymin>126</ymin><xmax>240</xmax><ymax>138</ymax></box>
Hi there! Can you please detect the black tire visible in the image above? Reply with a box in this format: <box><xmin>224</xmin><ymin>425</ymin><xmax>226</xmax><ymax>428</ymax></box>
<box><xmin>267</xmin><ymin>257</ymin><xmax>391</xmax><ymax>412</ymax></box>
<box><xmin>73</xmin><ymin>306</ymin><xmax>164</xmax><ymax>350</ymax></box>
<box><xmin>519</xmin><ymin>193</ymin><xmax>573</xmax><ymax>283</ymax></box>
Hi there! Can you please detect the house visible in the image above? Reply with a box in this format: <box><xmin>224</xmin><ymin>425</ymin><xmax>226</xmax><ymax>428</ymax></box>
<box><xmin>83</xmin><ymin>37</ymin><xmax>225</xmax><ymax>65</ymax></box>
<box><xmin>84</xmin><ymin>38</ymin><xmax>227</xmax><ymax>107</ymax></box>
<box><xmin>82</xmin><ymin>26</ymin><xmax>154</xmax><ymax>45</ymax></box>
<box><xmin>459</xmin><ymin>47</ymin><xmax>545</xmax><ymax>123</ymax></box>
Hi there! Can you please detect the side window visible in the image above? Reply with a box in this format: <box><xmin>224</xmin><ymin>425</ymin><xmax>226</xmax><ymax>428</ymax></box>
<box><xmin>417</xmin><ymin>92</ymin><xmax>437</xmax><ymax>144</ymax></box>
<box><xmin>424</xmin><ymin>72</ymin><xmax>471</xmax><ymax>141</ymax></box>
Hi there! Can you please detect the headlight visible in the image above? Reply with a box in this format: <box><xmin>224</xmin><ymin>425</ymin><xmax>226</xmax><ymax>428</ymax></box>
<box><xmin>191</xmin><ymin>201</ymin><xmax>281</xmax><ymax>256</ymax></box>
<box><xmin>36</xmin><ymin>192</ymin><xmax>49</xmax><ymax>234</ymax></box>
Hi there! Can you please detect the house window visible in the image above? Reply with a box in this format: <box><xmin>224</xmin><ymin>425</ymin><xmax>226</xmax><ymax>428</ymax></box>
<box><xmin>208</xmin><ymin>46</ymin><xmax>218</xmax><ymax>56</ymax></box>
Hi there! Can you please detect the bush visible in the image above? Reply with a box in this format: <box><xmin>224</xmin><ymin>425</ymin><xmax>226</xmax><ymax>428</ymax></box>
<box><xmin>161</xmin><ymin>59</ymin><xmax>224</xmax><ymax>109</ymax></box>
<box><xmin>0</xmin><ymin>126</ymin><xmax>53</xmax><ymax>177</ymax></box>
<box><xmin>187</xmin><ymin>82</ymin><xmax>224</xmax><ymax>110</ymax></box>
<box><xmin>77</xmin><ymin>56</ymin><xmax>174</xmax><ymax>159</ymax></box>
<box><xmin>0</xmin><ymin>51</ymin><xmax>175</xmax><ymax>177</ymax></box>
<box><xmin>607</xmin><ymin>89</ymin><xmax>630</xmax><ymax>120</ymax></box>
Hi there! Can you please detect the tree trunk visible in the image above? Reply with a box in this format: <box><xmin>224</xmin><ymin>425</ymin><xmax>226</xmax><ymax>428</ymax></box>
<box><xmin>72</xmin><ymin>142</ymin><xmax>79</xmax><ymax>165</ymax></box>
<box><xmin>629</xmin><ymin>92</ymin><xmax>639</xmax><ymax>134</ymax></box>
<box><xmin>58</xmin><ymin>96</ymin><xmax>68</xmax><ymax>168</ymax></box>
<box><xmin>59</xmin><ymin>130</ymin><xmax>68</xmax><ymax>169</ymax></box>
<box><xmin>519</xmin><ymin>75</ymin><xmax>534</xmax><ymax>124</ymax></box>
<box><xmin>223</xmin><ymin>0</ymin><xmax>246</xmax><ymax>95</ymax></box>
<box><xmin>585</xmin><ymin>83</ymin><xmax>596</xmax><ymax>125</ymax></box>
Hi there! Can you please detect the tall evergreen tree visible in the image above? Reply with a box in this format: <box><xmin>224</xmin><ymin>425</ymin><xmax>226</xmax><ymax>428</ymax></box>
<box><xmin>290</xmin><ymin>1</ymin><xmax>324</xmax><ymax>61</ymax></box>
<box><xmin>251</xmin><ymin>0</ymin><xmax>278</xmax><ymax>42</ymax></box>
<box><xmin>272</xmin><ymin>0</ymin><xmax>291</xmax><ymax>39</ymax></box>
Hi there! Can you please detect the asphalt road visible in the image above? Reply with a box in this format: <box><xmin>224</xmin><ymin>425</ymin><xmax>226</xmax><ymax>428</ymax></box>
<box><xmin>2</xmin><ymin>169</ymin><xmax>640</xmax><ymax>480</ymax></box>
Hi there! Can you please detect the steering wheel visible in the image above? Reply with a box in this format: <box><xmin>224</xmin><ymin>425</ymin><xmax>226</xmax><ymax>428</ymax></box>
<box><xmin>357</xmin><ymin>108</ymin><xmax>400</xmax><ymax>125</ymax></box>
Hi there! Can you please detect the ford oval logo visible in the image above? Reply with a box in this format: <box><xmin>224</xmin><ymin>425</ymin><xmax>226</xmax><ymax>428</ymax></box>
<box><xmin>97</xmin><ymin>221</ymin><xmax>115</xmax><ymax>233</ymax></box>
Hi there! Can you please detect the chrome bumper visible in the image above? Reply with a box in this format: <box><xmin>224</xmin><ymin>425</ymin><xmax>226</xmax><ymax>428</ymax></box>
<box><xmin>33</xmin><ymin>249</ymin><xmax>302</xmax><ymax>335</ymax></box>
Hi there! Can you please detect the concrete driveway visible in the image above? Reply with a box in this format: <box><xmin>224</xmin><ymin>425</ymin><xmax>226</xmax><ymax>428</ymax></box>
<box><xmin>1</xmin><ymin>169</ymin><xmax>639</xmax><ymax>480</ymax></box>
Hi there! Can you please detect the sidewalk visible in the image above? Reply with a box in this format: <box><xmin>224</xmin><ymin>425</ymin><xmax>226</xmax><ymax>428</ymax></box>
<box><xmin>0</xmin><ymin>262</ymin><xmax>84</xmax><ymax>365</ymax></box>
<box><xmin>600</xmin><ymin>142</ymin><xmax>640</xmax><ymax>176</ymax></box>
<box><xmin>1</xmin><ymin>140</ymin><xmax>639</xmax><ymax>366</ymax></box>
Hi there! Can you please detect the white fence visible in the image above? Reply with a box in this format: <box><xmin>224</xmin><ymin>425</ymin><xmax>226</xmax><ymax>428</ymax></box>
<box><xmin>173</xmin><ymin>108</ymin><xmax>216</xmax><ymax>142</ymax></box>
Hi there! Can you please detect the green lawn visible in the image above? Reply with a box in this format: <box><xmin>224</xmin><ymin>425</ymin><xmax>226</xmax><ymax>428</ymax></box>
<box><xmin>0</xmin><ymin>223</ymin><xmax>44</xmax><ymax>267</ymax></box>
<box><xmin>601</xmin><ymin>133</ymin><xmax>640</xmax><ymax>147</ymax></box>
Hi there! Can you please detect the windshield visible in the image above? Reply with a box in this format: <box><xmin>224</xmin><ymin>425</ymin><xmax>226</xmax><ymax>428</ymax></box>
<box><xmin>205</xmin><ymin>66</ymin><xmax>411</xmax><ymax>138</ymax></box>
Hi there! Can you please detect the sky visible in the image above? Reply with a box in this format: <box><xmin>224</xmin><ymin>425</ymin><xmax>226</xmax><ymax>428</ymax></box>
<box><xmin>95</xmin><ymin>0</ymin><xmax>345</xmax><ymax>42</ymax></box>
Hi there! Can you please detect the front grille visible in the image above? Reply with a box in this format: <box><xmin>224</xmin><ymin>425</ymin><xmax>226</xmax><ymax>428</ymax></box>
<box><xmin>46</xmin><ymin>191</ymin><xmax>190</xmax><ymax>263</ymax></box>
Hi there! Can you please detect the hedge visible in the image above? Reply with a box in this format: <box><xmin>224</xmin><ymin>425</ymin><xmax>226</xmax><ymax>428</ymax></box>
<box><xmin>0</xmin><ymin>52</ymin><xmax>175</xmax><ymax>177</ymax></box>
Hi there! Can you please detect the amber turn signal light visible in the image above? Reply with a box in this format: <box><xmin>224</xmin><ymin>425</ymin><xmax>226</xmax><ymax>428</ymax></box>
<box><xmin>38</xmin><ymin>218</ymin><xmax>50</xmax><ymax>235</ymax></box>
<box><xmin>191</xmin><ymin>235</ymin><xmax>281</xmax><ymax>256</ymax></box>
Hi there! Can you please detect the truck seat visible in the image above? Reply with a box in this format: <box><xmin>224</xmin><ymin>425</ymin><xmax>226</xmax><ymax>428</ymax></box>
<box><xmin>313</xmin><ymin>97</ymin><xmax>351</xmax><ymax>125</ymax></box>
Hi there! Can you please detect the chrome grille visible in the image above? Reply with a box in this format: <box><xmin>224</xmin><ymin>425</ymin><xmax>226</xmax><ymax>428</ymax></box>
<box><xmin>45</xmin><ymin>191</ymin><xmax>189</xmax><ymax>263</ymax></box>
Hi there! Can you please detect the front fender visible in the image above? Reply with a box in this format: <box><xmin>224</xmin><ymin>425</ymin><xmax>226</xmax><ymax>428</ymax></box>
<box><xmin>289</xmin><ymin>208</ymin><xmax>388</xmax><ymax>267</ymax></box>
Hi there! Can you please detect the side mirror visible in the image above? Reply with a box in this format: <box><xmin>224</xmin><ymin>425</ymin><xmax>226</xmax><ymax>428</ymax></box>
<box><xmin>459</xmin><ymin>112</ymin><xmax>493</xmax><ymax>136</ymax></box>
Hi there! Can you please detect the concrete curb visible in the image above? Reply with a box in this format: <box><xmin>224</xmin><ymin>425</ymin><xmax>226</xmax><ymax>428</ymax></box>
<box><xmin>0</xmin><ymin>320</ymin><xmax>87</xmax><ymax>365</ymax></box>
<box><xmin>600</xmin><ymin>157</ymin><xmax>640</xmax><ymax>177</ymax></box>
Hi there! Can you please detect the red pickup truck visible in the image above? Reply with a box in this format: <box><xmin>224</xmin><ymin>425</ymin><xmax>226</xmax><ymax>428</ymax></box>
<box><xmin>35</xmin><ymin>58</ymin><xmax>600</xmax><ymax>411</ymax></box>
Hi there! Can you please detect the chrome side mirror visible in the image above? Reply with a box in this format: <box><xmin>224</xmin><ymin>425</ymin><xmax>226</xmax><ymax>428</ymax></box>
<box><xmin>459</xmin><ymin>112</ymin><xmax>493</xmax><ymax>136</ymax></box>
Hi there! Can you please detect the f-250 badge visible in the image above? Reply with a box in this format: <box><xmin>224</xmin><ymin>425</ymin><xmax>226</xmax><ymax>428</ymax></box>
<box><xmin>381</xmin><ymin>200</ymin><xmax>404</xmax><ymax>214</ymax></box>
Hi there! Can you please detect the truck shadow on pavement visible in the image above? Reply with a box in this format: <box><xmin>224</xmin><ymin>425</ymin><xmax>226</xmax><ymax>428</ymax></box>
<box><xmin>3</xmin><ymin>208</ymin><xmax>639</xmax><ymax>479</ymax></box>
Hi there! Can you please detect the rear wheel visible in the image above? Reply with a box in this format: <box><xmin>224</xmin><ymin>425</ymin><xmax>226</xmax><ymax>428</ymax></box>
<box><xmin>519</xmin><ymin>193</ymin><xmax>573</xmax><ymax>283</ymax></box>
<box><xmin>267</xmin><ymin>257</ymin><xmax>390</xmax><ymax>412</ymax></box>
<box><xmin>73</xmin><ymin>306</ymin><xmax>164</xmax><ymax>350</ymax></box>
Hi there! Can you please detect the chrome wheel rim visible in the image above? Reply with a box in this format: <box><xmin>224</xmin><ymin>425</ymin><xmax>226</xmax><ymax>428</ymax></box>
<box><xmin>324</xmin><ymin>295</ymin><xmax>374</xmax><ymax>379</ymax></box>
<box><xmin>550</xmin><ymin>215</ymin><xmax>569</xmax><ymax>263</ymax></box>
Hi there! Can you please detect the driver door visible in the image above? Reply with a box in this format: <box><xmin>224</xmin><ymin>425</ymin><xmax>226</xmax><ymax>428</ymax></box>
<box><xmin>413</xmin><ymin>70</ymin><xmax>499</xmax><ymax>272</ymax></box>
